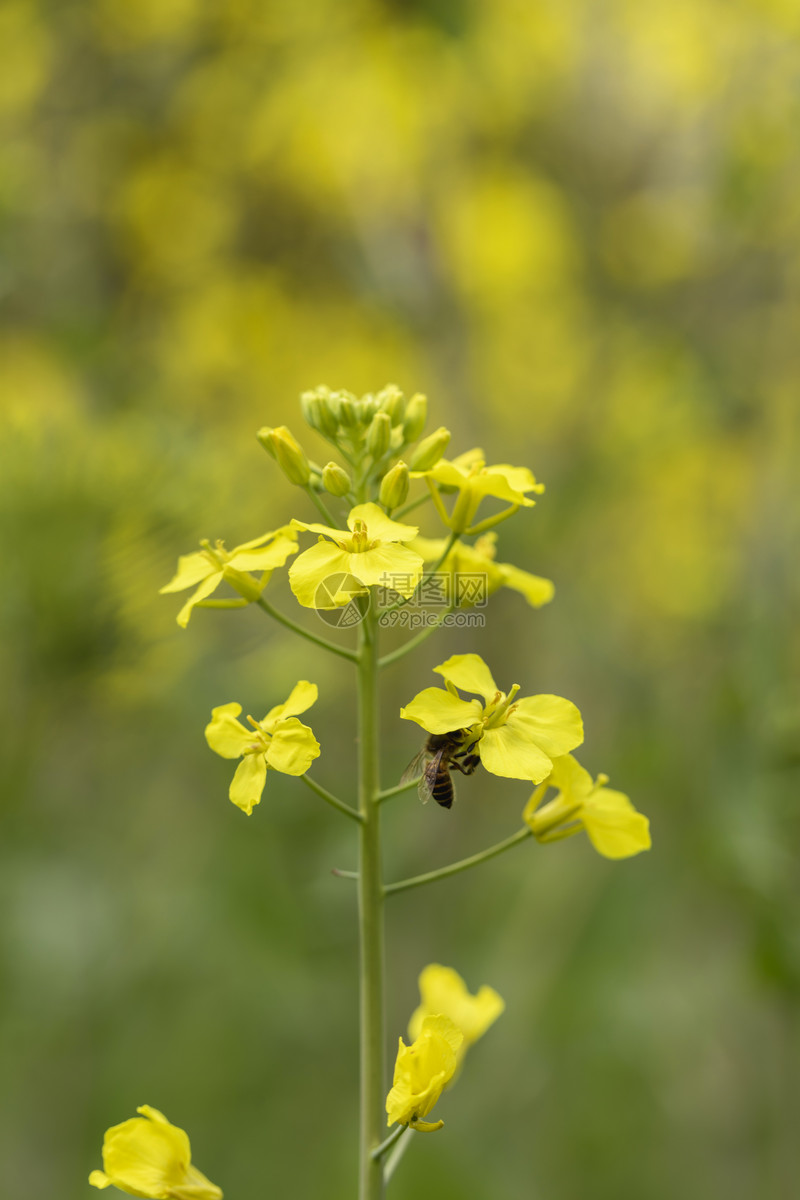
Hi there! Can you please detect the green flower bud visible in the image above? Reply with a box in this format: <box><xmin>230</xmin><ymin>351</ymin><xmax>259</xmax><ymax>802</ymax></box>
<box><xmin>367</xmin><ymin>412</ymin><xmax>391</xmax><ymax>459</ymax></box>
<box><xmin>402</xmin><ymin>393</ymin><xmax>428</xmax><ymax>442</ymax></box>
<box><xmin>321</xmin><ymin>461</ymin><xmax>352</xmax><ymax>497</ymax></box>
<box><xmin>338</xmin><ymin>396</ymin><xmax>360</xmax><ymax>429</ymax></box>
<box><xmin>377</xmin><ymin>385</ymin><xmax>406</xmax><ymax>425</ymax></box>
<box><xmin>300</xmin><ymin>391</ymin><xmax>339</xmax><ymax>439</ymax></box>
<box><xmin>257</xmin><ymin>425</ymin><xmax>311</xmax><ymax>486</ymax></box>
<box><xmin>408</xmin><ymin>426</ymin><xmax>451</xmax><ymax>472</ymax></box>
<box><xmin>379</xmin><ymin>461</ymin><xmax>410</xmax><ymax>510</ymax></box>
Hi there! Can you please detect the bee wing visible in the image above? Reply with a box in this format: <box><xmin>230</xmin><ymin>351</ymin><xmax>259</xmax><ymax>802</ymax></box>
<box><xmin>417</xmin><ymin>769</ymin><xmax>435</xmax><ymax>805</ymax></box>
<box><xmin>401</xmin><ymin>747</ymin><xmax>429</xmax><ymax>786</ymax></box>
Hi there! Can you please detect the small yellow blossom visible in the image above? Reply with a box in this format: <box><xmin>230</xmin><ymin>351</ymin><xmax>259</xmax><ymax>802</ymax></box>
<box><xmin>414</xmin><ymin>448</ymin><xmax>544</xmax><ymax>533</ymax></box>
<box><xmin>400</xmin><ymin>653</ymin><xmax>583</xmax><ymax>783</ymax></box>
<box><xmin>288</xmin><ymin>502</ymin><xmax>423</xmax><ymax>608</ymax></box>
<box><xmin>160</xmin><ymin>527</ymin><xmax>298</xmax><ymax>628</ymax></box>
<box><xmin>386</xmin><ymin>1015</ymin><xmax>463</xmax><ymax>1132</ymax></box>
<box><xmin>408</xmin><ymin>965</ymin><xmax>504</xmax><ymax>1061</ymax></box>
<box><xmin>89</xmin><ymin>1105</ymin><xmax>222</xmax><ymax>1200</ymax></box>
<box><xmin>412</xmin><ymin>532</ymin><xmax>554</xmax><ymax>609</ymax></box>
<box><xmin>523</xmin><ymin>753</ymin><xmax>651</xmax><ymax>859</ymax></box>
<box><xmin>205</xmin><ymin>681</ymin><xmax>320</xmax><ymax>814</ymax></box>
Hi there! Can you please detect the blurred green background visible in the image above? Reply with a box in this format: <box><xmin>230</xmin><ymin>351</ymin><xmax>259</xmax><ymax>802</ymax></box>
<box><xmin>2</xmin><ymin>1</ymin><xmax>799</xmax><ymax>1197</ymax></box>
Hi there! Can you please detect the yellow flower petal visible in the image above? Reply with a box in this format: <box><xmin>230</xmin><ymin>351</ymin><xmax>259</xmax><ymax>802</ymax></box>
<box><xmin>262</xmin><ymin>681</ymin><xmax>318</xmax><ymax>726</ymax></box>
<box><xmin>204</xmin><ymin>703</ymin><xmax>253</xmax><ymax>759</ymax></box>
<box><xmin>348</xmin><ymin>543</ymin><xmax>423</xmax><ymax>595</ymax></box>
<box><xmin>386</xmin><ymin>1015</ymin><xmax>462</xmax><ymax>1129</ymax></box>
<box><xmin>265</xmin><ymin>718</ymin><xmax>320</xmax><ymax>776</ymax></box>
<box><xmin>400</xmin><ymin>688</ymin><xmax>482</xmax><ymax>735</ymax></box>
<box><xmin>347</xmin><ymin>501</ymin><xmax>419</xmax><ymax>544</ymax></box>
<box><xmin>226</xmin><ymin>531</ymin><xmax>298</xmax><ymax>573</ymax></box>
<box><xmin>408</xmin><ymin>964</ymin><xmax>505</xmax><ymax>1050</ymax></box>
<box><xmin>509</xmin><ymin>696</ymin><xmax>584</xmax><ymax>759</ymax></box>
<box><xmin>160</xmin><ymin>552</ymin><xmax>212</xmax><ymax>594</ymax></box>
<box><xmin>89</xmin><ymin>1106</ymin><xmax>221</xmax><ymax>1200</ymax></box>
<box><xmin>582</xmin><ymin>788</ymin><xmax>652</xmax><ymax>859</ymax></box>
<box><xmin>289</xmin><ymin>542</ymin><xmax>353</xmax><ymax>608</ymax></box>
<box><xmin>176</xmin><ymin>571</ymin><xmax>224</xmax><ymax>628</ymax></box>
<box><xmin>498</xmin><ymin>563</ymin><xmax>554</xmax><ymax>608</ymax></box>
<box><xmin>479</xmin><ymin>723</ymin><xmax>554</xmax><ymax>782</ymax></box>
<box><xmin>547</xmin><ymin>752</ymin><xmax>594</xmax><ymax>799</ymax></box>
<box><xmin>433</xmin><ymin>653</ymin><xmax>498</xmax><ymax>700</ymax></box>
<box><xmin>229</xmin><ymin>754</ymin><xmax>267</xmax><ymax>815</ymax></box>
<box><xmin>290</xmin><ymin>517</ymin><xmax>343</xmax><ymax>539</ymax></box>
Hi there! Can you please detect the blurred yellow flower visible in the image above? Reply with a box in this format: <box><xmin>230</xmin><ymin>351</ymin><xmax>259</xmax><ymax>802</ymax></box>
<box><xmin>408</xmin><ymin>964</ymin><xmax>504</xmax><ymax>1059</ymax></box>
<box><xmin>288</xmin><ymin>502</ymin><xmax>423</xmax><ymax>608</ymax></box>
<box><xmin>415</xmin><ymin>448</ymin><xmax>544</xmax><ymax>533</ymax></box>
<box><xmin>160</xmin><ymin>527</ymin><xmax>298</xmax><ymax>627</ymax></box>
<box><xmin>386</xmin><ymin>1015</ymin><xmax>463</xmax><ymax>1132</ymax></box>
<box><xmin>88</xmin><ymin>1104</ymin><xmax>222</xmax><ymax>1200</ymax></box>
<box><xmin>523</xmin><ymin>753</ymin><xmax>651</xmax><ymax>859</ymax></box>
<box><xmin>412</xmin><ymin>532</ymin><xmax>554</xmax><ymax>609</ymax></box>
<box><xmin>205</xmin><ymin>681</ymin><xmax>320</xmax><ymax>815</ymax></box>
<box><xmin>400</xmin><ymin>653</ymin><xmax>582</xmax><ymax>783</ymax></box>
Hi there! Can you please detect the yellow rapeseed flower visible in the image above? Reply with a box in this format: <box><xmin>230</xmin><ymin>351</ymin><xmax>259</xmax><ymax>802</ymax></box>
<box><xmin>411</xmin><ymin>532</ymin><xmax>554</xmax><ymax>609</ymax></box>
<box><xmin>288</xmin><ymin>501</ymin><xmax>423</xmax><ymax>607</ymax></box>
<box><xmin>400</xmin><ymin>653</ymin><xmax>583</xmax><ymax>783</ymax></box>
<box><xmin>523</xmin><ymin>753</ymin><xmax>651</xmax><ymax>859</ymax></box>
<box><xmin>386</xmin><ymin>1015</ymin><xmax>463</xmax><ymax>1132</ymax></box>
<box><xmin>160</xmin><ymin>526</ymin><xmax>298</xmax><ymax>627</ymax></box>
<box><xmin>408</xmin><ymin>964</ymin><xmax>504</xmax><ymax>1061</ymax></box>
<box><xmin>89</xmin><ymin>1105</ymin><xmax>222</xmax><ymax>1200</ymax></box>
<box><xmin>205</xmin><ymin>681</ymin><xmax>320</xmax><ymax>814</ymax></box>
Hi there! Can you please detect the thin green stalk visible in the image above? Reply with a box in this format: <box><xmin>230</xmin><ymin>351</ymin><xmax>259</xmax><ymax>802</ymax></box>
<box><xmin>393</xmin><ymin>492</ymin><xmax>431</xmax><ymax>520</ymax></box>
<box><xmin>303</xmin><ymin>484</ymin><xmax>338</xmax><ymax>526</ymax></box>
<box><xmin>378</xmin><ymin>604</ymin><xmax>457</xmax><ymax>668</ymax></box>
<box><xmin>465</xmin><ymin>504</ymin><xmax>519</xmax><ymax>536</ymax></box>
<box><xmin>376</xmin><ymin>776</ymin><xmax>421</xmax><ymax>804</ymax></box>
<box><xmin>256</xmin><ymin>596</ymin><xmax>358</xmax><ymax>662</ymax></box>
<box><xmin>383</xmin><ymin>1128</ymin><xmax>413</xmax><ymax>1185</ymax></box>
<box><xmin>357</xmin><ymin>603</ymin><xmax>385</xmax><ymax>1200</ymax></box>
<box><xmin>371</xmin><ymin>1123</ymin><xmax>406</xmax><ymax>1161</ymax></box>
<box><xmin>301</xmin><ymin>775</ymin><xmax>363</xmax><ymax>823</ymax></box>
<box><xmin>385</xmin><ymin>827</ymin><xmax>533</xmax><ymax>896</ymax></box>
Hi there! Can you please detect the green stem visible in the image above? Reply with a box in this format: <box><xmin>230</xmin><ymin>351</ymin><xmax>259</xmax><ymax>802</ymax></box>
<box><xmin>303</xmin><ymin>484</ymin><xmax>338</xmax><ymax>526</ymax></box>
<box><xmin>371</xmin><ymin>1123</ymin><xmax>406</xmax><ymax>1162</ymax></box>
<box><xmin>465</xmin><ymin>504</ymin><xmax>519</xmax><ymax>536</ymax></box>
<box><xmin>393</xmin><ymin>493</ymin><xmax>431</xmax><ymax>521</ymax></box>
<box><xmin>385</xmin><ymin>827</ymin><xmax>533</xmax><ymax>896</ymax></box>
<box><xmin>378</xmin><ymin>604</ymin><xmax>457</xmax><ymax>668</ymax></box>
<box><xmin>376</xmin><ymin>776</ymin><xmax>421</xmax><ymax>804</ymax></box>
<box><xmin>383</xmin><ymin>1128</ymin><xmax>413</xmax><ymax>1184</ymax></box>
<box><xmin>301</xmin><ymin>775</ymin><xmax>363</xmax><ymax>823</ymax></box>
<box><xmin>357</xmin><ymin>603</ymin><xmax>385</xmax><ymax>1200</ymax></box>
<box><xmin>255</xmin><ymin>596</ymin><xmax>358</xmax><ymax>662</ymax></box>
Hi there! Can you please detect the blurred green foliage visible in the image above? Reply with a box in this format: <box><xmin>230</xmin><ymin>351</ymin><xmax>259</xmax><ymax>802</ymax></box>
<box><xmin>1</xmin><ymin>1</ymin><xmax>799</xmax><ymax>1197</ymax></box>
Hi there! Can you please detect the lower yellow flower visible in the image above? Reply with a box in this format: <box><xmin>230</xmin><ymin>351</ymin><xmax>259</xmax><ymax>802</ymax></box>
<box><xmin>408</xmin><ymin>964</ymin><xmax>504</xmax><ymax>1061</ymax></box>
<box><xmin>386</xmin><ymin>1015</ymin><xmax>463</xmax><ymax>1132</ymax></box>
<box><xmin>89</xmin><ymin>1105</ymin><xmax>222</xmax><ymax>1200</ymax></box>
<box><xmin>523</xmin><ymin>753</ymin><xmax>651</xmax><ymax>859</ymax></box>
<box><xmin>205</xmin><ymin>681</ymin><xmax>320</xmax><ymax>814</ymax></box>
<box><xmin>400</xmin><ymin>653</ymin><xmax>583</xmax><ymax>783</ymax></box>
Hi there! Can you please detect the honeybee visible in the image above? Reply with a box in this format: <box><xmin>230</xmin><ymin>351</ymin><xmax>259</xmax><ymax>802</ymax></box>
<box><xmin>402</xmin><ymin>730</ymin><xmax>481</xmax><ymax>809</ymax></box>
